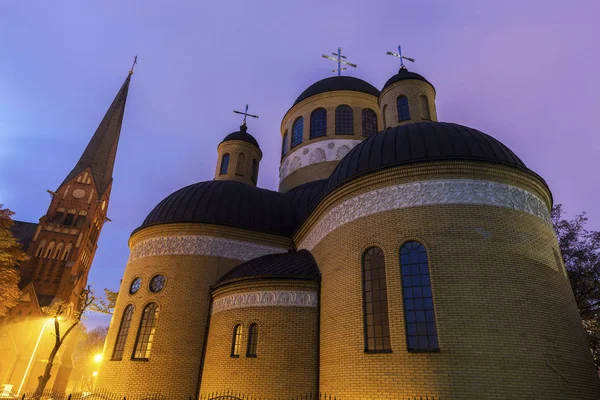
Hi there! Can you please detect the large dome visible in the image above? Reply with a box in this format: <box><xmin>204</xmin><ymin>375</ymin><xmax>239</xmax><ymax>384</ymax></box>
<box><xmin>324</xmin><ymin>121</ymin><xmax>546</xmax><ymax>193</ymax></box>
<box><xmin>139</xmin><ymin>180</ymin><xmax>295</xmax><ymax>236</ymax></box>
<box><xmin>293</xmin><ymin>76</ymin><xmax>379</xmax><ymax>106</ymax></box>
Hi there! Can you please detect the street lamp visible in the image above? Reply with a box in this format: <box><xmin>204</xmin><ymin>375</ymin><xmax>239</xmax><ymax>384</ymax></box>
<box><xmin>16</xmin><ymin>318</ymin><xmax>53</xmax><ymax>395</ymax></box>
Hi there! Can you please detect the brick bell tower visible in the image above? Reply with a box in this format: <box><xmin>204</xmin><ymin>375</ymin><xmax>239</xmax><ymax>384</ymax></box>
<box><xmin>19</xmin><ymin>69</ymin><xmax>133</xmax><ymax>310</ymax></box>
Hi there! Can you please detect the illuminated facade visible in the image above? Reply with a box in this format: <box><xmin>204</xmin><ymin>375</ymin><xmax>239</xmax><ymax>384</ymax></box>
<box><xmin>96</xmin><ymin>67</ymin><xmax>600</xmax><ymax>399</ymax></box>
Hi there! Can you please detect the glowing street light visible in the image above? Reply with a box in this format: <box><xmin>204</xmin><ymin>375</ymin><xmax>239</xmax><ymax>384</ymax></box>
<box><xmin>92</xmin><ymin>371</ymin><xmax>98</xmax><ymax>377</ymax></box>
<box><xmin>93</xmin><ymin>353</ymin><xmax>103</xmax><ymax>363</ymax></box>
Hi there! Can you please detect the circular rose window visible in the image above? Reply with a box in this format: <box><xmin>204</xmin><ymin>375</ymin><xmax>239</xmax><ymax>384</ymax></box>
<box><xmin>129</xmin><ymin>277</ymin><xmax>141</xmax><ymax>294</ymax></box>
<box><xmin>149</xmin><ymin>275</ymin><xmax>166</xmax><ymax>293</ymax></box>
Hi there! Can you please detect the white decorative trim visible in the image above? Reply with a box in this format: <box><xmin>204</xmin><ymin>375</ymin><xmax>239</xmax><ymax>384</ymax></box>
<box><xmin>211</xmin><ymin>291</ymin><xmax>318</xmax><ymax>314</ymax></box>
<box><xmin>128</xmin><ymin>236</ymin><xmax>287</xmax><ymax>263</ymax></box>
<box><xmin>279</xmin><ymin>139</ymin><xmax>362</xmax><ymax>182</ymax></box>
<box><xmin>299</xmin><ymin>179</ymin><xmax>551</xmax><ymax>250</ymax></box>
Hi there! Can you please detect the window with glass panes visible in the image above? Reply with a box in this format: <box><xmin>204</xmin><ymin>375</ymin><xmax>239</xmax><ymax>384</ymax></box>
<box><xmin>335</xmin><ymin>105</ymin><xmax>354</xmax><ymax>135</ymax></box>
<box><xmin>400</xmin><ymin>241</ymin><xmax>438</xmax><ymax>351</ymax></box>
<box><xmin>362</xmin><ymin>108</ymin><xmax>378</xmax><ymax>137</ymax></box>
<box><xmin>362</xmin><ymin>247</ymin><xmax>391</xmax><ymax>352</ymax></box>
<box><xmin>132</xmin><ymin>303</ymin><xmax>159</xmax><ymax>360</ymax></box>
<box><xmin>231</xmin><ymin>324</ymin><xmax>243</xmax><ymax>357</ymax></box>
<box><xmin>220</xmin><ymin>154</ymin><xmax>230</xmax><ymax>175</ymax></box>
<box><xmin>310</xmin><ymin>108</ymin><xmax>327</xmax><ymax>138</ymax></box>
<box><xmin>291</xmin><ymin>117</ymin><xmax>304</xmax><ymax>148</ymax></box>
<box><xmin>246</xmin><ymin>323</ymin><xmax>259</xmax><ymax>357</ymax></box>
<box><xmin>111</xmin><ymin>304</ymin><xmax>134</xmax><ymax>360</ymax></box>
<box><xmin>397</xmin><ymin>96</ymin><xmax>410</xmax><ymax>121</ymax></box>
<box><xmin>281</xmin><ymin>131</ymin><xmax>289</xmax><ymax>158</ymax></box>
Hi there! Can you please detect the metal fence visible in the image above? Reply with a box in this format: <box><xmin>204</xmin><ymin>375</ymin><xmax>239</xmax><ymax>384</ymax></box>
<box><xmin>11</xmin><ymin>389</ymin><xmax>442</xmax><ymax>400</ymax></box>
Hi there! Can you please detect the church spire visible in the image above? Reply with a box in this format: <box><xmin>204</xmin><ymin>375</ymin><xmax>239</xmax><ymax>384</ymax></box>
<box><xmin>60</xmin><ymin>72</ymin><xmax>133</xmax><ymax>196</ymax></box>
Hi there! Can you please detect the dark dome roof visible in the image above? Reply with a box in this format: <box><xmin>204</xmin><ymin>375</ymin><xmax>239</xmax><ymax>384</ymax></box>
<box><xmin>382</xmin><ymin>67</ymin><xmax>433</xmax><ymax>92</ymax></box>
<box><xmin>221</xmin><ymin>125</ymin><xmax>260</xmax><ymax>149</ymax></box>
<box><xmin>293</xmin><ymin>76</ymin><xmax>379</xmax><ymax>106</ymax></box>
<box><xmin>286</xmin><ymin>179</ymin><xmax>328</xmax><ymax>225</ymax></box>
<box><xmin>325</xmin><ymin>121</ymin><xmax>545</xmax><ymax>192</ymax></box>
<box><xmin>140</xmin><ymin>180</ymin><xmax>296</xmax><ymax>236</ymax></box>
<box><xmin>214</xmin><ymin>250</ymin><xmax>320</xmax><ymax>288</ymax></box>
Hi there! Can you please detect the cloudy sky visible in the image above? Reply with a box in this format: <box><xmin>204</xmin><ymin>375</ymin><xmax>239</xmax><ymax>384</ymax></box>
<box><xmin>1</xmin><ymin>0</ymin><xmax>598</xmax><ymax>327</ymax></box>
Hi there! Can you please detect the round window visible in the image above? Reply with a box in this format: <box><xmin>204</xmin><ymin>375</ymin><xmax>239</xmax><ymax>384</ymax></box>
<box><xmin>149</xmin><ymin>275</ymin><xmax>166</xmax><ymax>293</ymax></box>
<box><xmin>129</xmin><ymin>277</ymin><xmax>141</xmax><ymax>294</ymax></box>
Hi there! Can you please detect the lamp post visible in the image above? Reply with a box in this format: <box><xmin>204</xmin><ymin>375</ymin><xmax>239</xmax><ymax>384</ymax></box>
<box><xmin>16</xmin><ymin>318</ymin><xmax>53</xmax><ymax>395</ymax></box>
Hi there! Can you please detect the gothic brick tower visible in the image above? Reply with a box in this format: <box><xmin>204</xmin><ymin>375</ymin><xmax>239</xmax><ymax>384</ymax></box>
<box><xmin>16</xmin><ymin>71</ymin><xmax>133</xmax><ymax>310</ymax></box>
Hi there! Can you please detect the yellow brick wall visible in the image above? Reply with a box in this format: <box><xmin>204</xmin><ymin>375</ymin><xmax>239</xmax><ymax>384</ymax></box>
<box><xmin>200</xmin><ymin>280</ymin><xmax>319</xmax><ymax>398</ymax></box>
<box><xmin>379</xmin><ymin>79</ymin><xmax>437</xmax><ymax>128</ymax></box>
<box><xmin>215</xmin><ymin>139</ymin><xmax>262</xmax><ymax>187</ymax></box>
<box><xmin>305</xmin><ymin>165</ymin><xmax>600</xmax><ymax>399</ymax></box>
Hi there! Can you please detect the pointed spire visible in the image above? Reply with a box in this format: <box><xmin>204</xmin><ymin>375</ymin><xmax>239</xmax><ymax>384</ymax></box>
<box><xmin>60</xmin><ymin>72</ymin><xmax>132</xmax><ymax>196</ymax></box>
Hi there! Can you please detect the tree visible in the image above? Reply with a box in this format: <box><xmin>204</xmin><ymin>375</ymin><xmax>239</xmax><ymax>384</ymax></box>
<box><xmin>0</xmin><ymin>205</ymin><xmax>28</xmax><ymax>316</ymax></box>
<box><xmin>89</xmin><ymin>288</ymin><xmax>118</xmax><ymax>315</ymax></box>
<box><xmin>34</xmin><ymin>287</ymin><xmax>96</xmax><ymax>396</ymax></box>
<box><xmin>552</xmin><ymin>204</ymin><xmax>600</xmax><ymax>368</ymax></box>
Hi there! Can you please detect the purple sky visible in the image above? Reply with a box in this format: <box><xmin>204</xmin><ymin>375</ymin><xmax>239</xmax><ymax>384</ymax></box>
<box><xmin>1</xmin><ymin>1</ymin><xmax>598</xmax><ymax>328</ymax></box>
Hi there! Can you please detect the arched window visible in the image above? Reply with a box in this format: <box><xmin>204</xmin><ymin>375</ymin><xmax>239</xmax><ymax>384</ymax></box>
<box><xmin>281</xmin><ymin>130</ymin><xmax>289</xmax><ymax>158</ymax></box>
<box><xmin>362</xmin><ymin>246</ymin><xmax>391</xmax><ymax>352</ymax></box>
<box><xmin>310</xmin><ymin>108</ymin><xmax>327</xmax><ymax>139</ymax></box>
<box><xmin>231</xmin><ymin>324</ymin><xmax>243</xmax><ymax>357</ymax></box>
<box><xmin>382</xmin><ymin>104</ymin><xmax>388</xmax><ymax>129</ymax></box>
<box><xmin>397</xmin><ymin>96</ymin><xmax>410</xmax><ymax>121</ymax></box>
<box><xmin>361</xmin><ymin>108</ymin><xmax>378</xmax><ymax>137</ymax></box>
<box><xmin>291</xmin><ymin>117</ymin><xmax>304</xmax><ymax>148</ymax></box>
<box><xmin>251</xmin><ymin>159</ymin><xmax>258</xmax><ymax>183</ymax></box>
<box><xmin>53</xmin><ymin>243</ymin><xmax>64</xmax><ymax>260</ymax></box>
<box><xmin>220</xmin><ymin>154</ymin><xmax>230</xmax><ymax>175</ymax></box>
<box><xmin>35</xmin><ymin>240</ymin><xmax>46</xmax><ymax>258</ymax></box>
<box><xmin>235</xmin><ymin>153</ymin><xmax>246</xmax><ymax>176</ymax></box>
<box><xmin>111</xmin><ymin>304</ymin><xmax>134</xmax><ymax>360</ymax></box>
<box><xmin>62</xmin><ymin>243</ymin><xmax>72</xmax><ymax>261</ymax></box>
<box><xmin>335</xmin><ymin>105</ymin><xmax>353</xmax><ymax>135</ymax></box>
<box><xmin>246</xmin><ymin>323</ymin><xmax>259</xmax><ymax>357</ymax></box>
<box><xmin>53</xmin><ymin>208</ymin><xmax>65</xmax><ymax>224</ymax></box>
<box><xmin>44</xmin><ymin>241</ymin><xmax>56</xmax><ymax>259</ymax></box>
<box><xmin>132</xmin><ymin>303</ymin><xmax>159</xmax><ymax>360</ymax></box>
<box><xmin>420</xmin><ymin>95</ymin><xmax>431</xmax><ymax>120</ymax></box>
<box><xmin>400</xmin><ymin>241</ymin><xmax>438</xmax><ymax>351</ymax></box>
<box><xmin>64</xmin><ymin>209</ymin><xmax>76</xmax><ymax>226</ymax></box>
<box><xmin>75</xmin><ymin>211</ymin><xmax>87</xmax><ymax>228</ymax></box>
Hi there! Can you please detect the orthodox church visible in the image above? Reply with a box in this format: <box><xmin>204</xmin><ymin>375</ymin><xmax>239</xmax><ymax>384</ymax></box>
<box><xmin>99</xmin><ymin>56</ymin><xmax>596</xmax><ymax>398</ymax></box>
<box><xmin>0</xmin><ymin>71</ymin><xmax>132</xmax><ymax>394</ymax></box>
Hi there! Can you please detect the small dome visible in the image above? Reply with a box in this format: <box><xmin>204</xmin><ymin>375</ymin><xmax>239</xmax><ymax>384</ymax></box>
<box><xmin>139</xmin><ymin>180</ymin><xmax>295</xmax><ymax>236</ymax></box>
<box><xmin>221</xmin><ymin>125</ymin><xmax>260</xmax><ymax>149</ymax></box>
<box><xmin>293</xmin><ymin>76</ymin><xmax>379</xmax><ymax>106</ymax></box>
<box><xmin>325</xmin><ymin>121</ymin><xmax>546</xmax><ymax>192</ymax></box>
<box><xmin>214</xmin><ymin>250</ymin><xmax>320</xmax><ymax>288</ymax></box>
<box><xmin>382</xmin><ymin>67</ymin><xmax>433</xmax><ymax>92</ymax></box>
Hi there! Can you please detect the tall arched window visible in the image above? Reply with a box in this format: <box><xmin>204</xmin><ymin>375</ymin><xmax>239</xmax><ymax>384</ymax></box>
<box><xmin>132</xmin><ymin>303</ymin><xmax>159</xmax><ymax>360</ymax></box>
<box><xmin>246</xmin><ymin>323</ymin><xmax>259</xmax><ymax>357</ymax></box>
<box><xmin>420</xmin><ymin>95</ymin><xmax>431</xmax><ymax>120</ymax></box>
<box><xmin>35</xmin><ymin>240</ymin><xmax>46</xmax><ymax>258</ymax></box>
<box><xmin>400</xmin><ymin>241</ymin><xmax>438</xmax><ymax>351</ymax></box>
<box><xmin>44</xmin><ymin>241</ymin><xmax>56</xmax><ymax>259</ymax></box>
<box><xmin>291</xmin><ymin>117</ymin><xmax>304</xmax><ymax>148</ymax></box>
<box><xmin>362</xmin><ymin>246</ymin><xmax>391</xmax><ymax>352</ymax></box>
<box><xmin>251</xmin><ymin>159</ymin><xmax>258</xmax><ymax>183</ymax></box>
<box><xmin>361</xmin><ymin>108</ymin><xmax>378</xmax><ymax>137</ymax></box>
<box><xmin>281</xmin><ymin>130</ymin><xmax>289</xmax><ymax>158</ymax></box>
<box><xmin>310</xmin><ymin>108</ymin><xmax>327</xmax><ymax>139</ymax></box>
<box><xmin>64</xmin><ymin>209</ymin><xmax>76</xmax><ymax>226</ymax></box>
<box><xmin>62</xmin><ymin>243</ymin><xmax>72</xmax><ymax>261</ymax></box>
<box><xmin>335</xmin><ymin>105</ymin><xmax>354</xmax><ymax>135</ymax></box>
<box><xmin>397</xmin><ymin>96</ymin><xmax>410</xmax><ymax>121</ymax></box>
<box><xmin>53</xmin><ymin>208</ymin><xmax>65</xmax><ymax>224</ymax></box>
<box><xmin>53</xmin><ymin>243</ymin><xmax>64</xmax><ymax>260</ymax></box>
<box><xmin>75</xmin><ymin>211</ymin><xmax>87</xmax><ymax>228</ymax></box>
<box><xmin>112</xmin><ymin>304</ymin><xmax>134</xmax><ymax>360</ymax></box>
<box><xmin>235</xmin><ymin>153</ymin><xmax>246</xmax><ymax>176</ymax></box>
<box><xmin>382</xmin><ymin>104</ymin><xmax>388</xmax><ymax>129</ymax></box>
<box><xmin>231</xmin><ymin>324</ymin><xmax>243</xmax><ymax>357</ymax></box>
<box><xmin>220</xmin><ymin>154</ymin><xmax>230</xmax><ymax>175</ymax></box>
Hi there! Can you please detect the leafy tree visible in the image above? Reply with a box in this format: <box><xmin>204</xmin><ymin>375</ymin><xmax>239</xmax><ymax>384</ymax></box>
<box><xmin>89</xmin><ymin>288</ymin><xmax>118</xmax><ymax>315</ymax></box>
<box><xmin>0</xmin><ymin>205</ymin><xmax>28</xmax><ymax>316</ymax></box>
<box><xmin>552</xmin><ymin>204</ymin><xmax>600</xmax><ymax>368</ymax></box>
